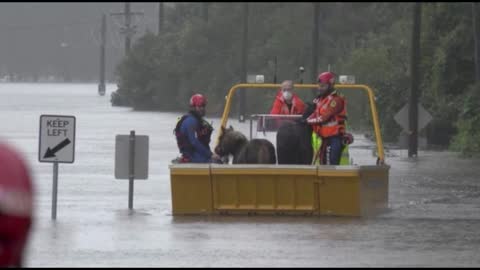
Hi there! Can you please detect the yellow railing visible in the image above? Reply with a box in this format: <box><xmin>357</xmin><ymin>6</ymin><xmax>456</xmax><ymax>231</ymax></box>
<box><xmin>216</xmin><ymin>83</ymin><xmax>385</xmax><ymax>164</ymax></box>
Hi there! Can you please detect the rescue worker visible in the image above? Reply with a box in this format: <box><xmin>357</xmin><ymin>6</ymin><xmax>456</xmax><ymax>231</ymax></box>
<box><xmin>173</xmin><ymin>94</ymin><xmax>221</xmax><ymax>163</ymax></box>
<box><xmin>0</xmin><ymin>143</ymin><xmax>34</xmax><ymax>267</ymax></box>
<box><xmin>306</xmin><ymin>72</ymin><xmax>352</xmax><ymax>165</ymax></box>
<box><xmin>270</xmin><ymin>80</ymin><xmax>305</xmax><ymax>115</ymax></box>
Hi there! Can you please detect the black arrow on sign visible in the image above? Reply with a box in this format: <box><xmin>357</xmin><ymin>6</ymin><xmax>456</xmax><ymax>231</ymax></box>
<box><xmin>43</xmin><ymin>138</ymin><xmax>71</xmax><ymax>158</ymax></box>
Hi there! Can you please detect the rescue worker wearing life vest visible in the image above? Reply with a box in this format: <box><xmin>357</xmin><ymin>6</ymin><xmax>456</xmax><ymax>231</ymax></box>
<box><xmin>306</xmin><ymin>72</ymin><xmax>350</xmax><ymax>165</ymax></box>
<box><xmin>173</xmin><ymin>94</ymin><xmax>221</xmax><ymax>163</ymax></box>
<box><xmin>270</xmin><ymin>80</ymin><xmax>305</xmax><ymax>115</ymax></box>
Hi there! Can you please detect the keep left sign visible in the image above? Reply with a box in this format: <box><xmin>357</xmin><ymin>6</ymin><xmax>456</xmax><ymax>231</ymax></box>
<box><xmin>39</xmin><ymin>115</ymin><xmax>76</xmax><ymax>163</ymax></box>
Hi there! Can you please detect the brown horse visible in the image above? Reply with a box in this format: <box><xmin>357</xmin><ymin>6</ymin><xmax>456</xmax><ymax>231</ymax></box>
<box><xmin>214</xmin><ymin>126</ymin><xmax>276</xmax><ymax>164</ymax></box>
<box><xmin>276</xmin><ymin>102</ymin><xmax>315</xmax><ymax>164</ymax></box>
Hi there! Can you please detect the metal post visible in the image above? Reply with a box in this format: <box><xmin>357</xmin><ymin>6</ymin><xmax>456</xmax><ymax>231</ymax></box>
<box><xmin>409</xmin><ymin>2</ymin><xmax>421</xmax><ymax>157</ymax></box>
<box><xmin>202</xmin><ymin>2</ymin><xmax>209</xmax><ymax>22</ymax></box>
<box><xmin>239</xmin><ymin>2</ymin><xmax>248</xmax><ymax>123</ymax></box>
<box><xmin>98</xmin><ymin>13</ymin><xmax>106</xmax><ymax>96</ymax></box>
<box><xmin>473</xmin><ymin>2</ymin><xmax>480</xmax><ymax>82</ymax></box>
<box><xmin>158</xmin><ymin>2</ymin><xmax>164</xmax><ymax>35</ymax></box>
<box><xmin>249</xmin><ymin>117</ymin><xmax>253</xmax><ymax>140</ymax></box>
<box><xmin>52</xmin><ymin>162</ymin><xmax>59</xmax><ymax>220</ymax></box>
<box><xmin>128</xmin><ymin>130</ymin><xmax>135</xmax><ymax>209</ymax></box>
<box><xmin>311</xmin><ymin>2</ymin><xmax>320</xmax><ymax>97</ymax></box>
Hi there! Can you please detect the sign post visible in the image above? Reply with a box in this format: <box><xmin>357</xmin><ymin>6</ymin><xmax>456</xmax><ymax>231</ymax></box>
<box><xmin>52</xmin><ymin>162</ymin><xmax>59</xmax><ymax>220</ymax></box>
<box><xmin>394</xmin><ymin>103</ymin><xmax>432</xmax><ymax>150</ymax></box>
<box><xmin>39</xmin><ymin>115</ymin><xmax>76</xmax><ymax>220</ymax></box>
<box><xmin>128</xmin><ymin>130</ymin><xmax>135</xmax><ymax>210</ymax></box>
<box><xmin>115</xmin><ymin>131</ymin><xmax>149</xmax><ymax>210</ymax></box>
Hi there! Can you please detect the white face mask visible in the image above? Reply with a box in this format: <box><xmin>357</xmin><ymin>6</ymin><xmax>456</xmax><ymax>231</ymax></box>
<box><xmin>282</xmin><ymin>91</ymin><xmax>292</xmax><ymax>103</ymax></box>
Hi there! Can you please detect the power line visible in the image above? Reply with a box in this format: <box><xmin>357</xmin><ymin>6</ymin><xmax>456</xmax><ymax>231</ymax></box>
<box><xmin>110</xmin><ymin>2</ymin><xmax>144</xmax><ymax>56</ymax></box>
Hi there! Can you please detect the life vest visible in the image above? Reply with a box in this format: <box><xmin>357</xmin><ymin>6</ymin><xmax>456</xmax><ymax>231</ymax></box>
<box><xmin>311</xmin><ymin>127</ymin><xmax>351</xmax><ymax>165</ymax></box>
<box><xmin>173</xmin><ymin>111</ymin><xmax>213</xmax><ymax>159</ymax></box>
<box><xmin>312</xmin><ymin>92</ymin><xmax>347</xmax><ymax>138</ymax></box>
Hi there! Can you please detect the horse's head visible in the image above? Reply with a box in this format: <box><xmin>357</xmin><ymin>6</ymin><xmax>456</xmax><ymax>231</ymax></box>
<box><xmin>214</xmin><ymin>125</ymin><xmax>247</xmax><ymax>158</ymax></box>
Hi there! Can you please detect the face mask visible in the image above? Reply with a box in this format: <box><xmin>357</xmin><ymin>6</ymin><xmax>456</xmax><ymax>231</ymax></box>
<box><xmin>282</xmin><ymin>91</ymin><xmax>293</xmax><ymax>103</ymax></box>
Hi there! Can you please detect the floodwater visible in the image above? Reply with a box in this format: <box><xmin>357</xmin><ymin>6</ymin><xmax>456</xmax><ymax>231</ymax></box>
<box><xmin>0</xmin><ymin>83</ymin><xmax>479</xmax><ymax>267</ymax></box>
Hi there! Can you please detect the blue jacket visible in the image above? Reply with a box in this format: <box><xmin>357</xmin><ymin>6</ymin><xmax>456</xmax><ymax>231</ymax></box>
<box><xmin>179</xmin><ymin>114</ymin><xmax>213</xmax><ymax>163</ymax></box>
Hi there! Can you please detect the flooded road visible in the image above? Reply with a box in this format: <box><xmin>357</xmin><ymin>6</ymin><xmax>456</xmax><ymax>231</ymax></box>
<box><xmin>1</xmin><ymin>83</ymin><xmax>479</xmax><ymax>267</ymax></box>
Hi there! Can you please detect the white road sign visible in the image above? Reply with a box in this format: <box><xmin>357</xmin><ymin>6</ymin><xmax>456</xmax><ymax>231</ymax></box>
<box><xmin>394</xmin><ymin>103</ymin><xmax>433</xmax><ymax>132</ymax></box>
<box><xmin>39</xmin><ymin>115</ymin><xmax>76</xmax><ymax>163</ymax></box>
<box><xmin>114</xmin><ymin>134</ymin><xmax>149</xmax><ymax>180</ymax></box>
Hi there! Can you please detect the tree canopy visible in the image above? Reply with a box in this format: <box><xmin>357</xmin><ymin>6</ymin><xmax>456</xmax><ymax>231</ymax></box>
<box><xmin>112</xmin><ymin>2</ymin><xmax>480</xmax><ymax>155</ymax></box>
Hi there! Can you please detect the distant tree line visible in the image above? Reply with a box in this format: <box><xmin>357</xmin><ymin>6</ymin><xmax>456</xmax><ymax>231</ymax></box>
<box><xmin>113</xmin><ymin>2</ymin><xmax>480</xmax><ymax>156</ymax></box>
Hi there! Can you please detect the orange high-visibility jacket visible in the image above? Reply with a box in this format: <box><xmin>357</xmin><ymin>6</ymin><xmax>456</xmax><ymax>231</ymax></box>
<box><xmin>270</xmin><ymin>90</ymin><xmax>305</xmax><ymax>115</ymax></box>
<box><xmin>307</xmin><ymin>92</ymin><xmax>347</xmax><ymax>138</ymax></box>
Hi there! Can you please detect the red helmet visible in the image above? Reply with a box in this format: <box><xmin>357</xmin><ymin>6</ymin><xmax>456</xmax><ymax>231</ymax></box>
<box><xmin>189</xmin><ymin>94</ymin><xmax>207</xmax><ymax>107</ymax></box>
<box><xmin>0</xmin><ymin>143</ymin><xmax>33</xmax><ymax>267</ymax></box>
<box><xmin>317</xmin><ymin>71</ymin><xmax>336</xmax><ymax>85</ymax></box>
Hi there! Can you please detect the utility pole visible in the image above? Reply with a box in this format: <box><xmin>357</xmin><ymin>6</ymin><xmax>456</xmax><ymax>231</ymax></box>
<box><xmin>311</xmin><ymin>2</ymin><xmax>320</xmax><ymax>96</ymax></box>
<box><xmin>273</xmin><ymin>56</ymin><xmax>277</xmax><ymax>84</ymax></box>
<box><xmin>409</xmin><ymin>2</ymin><xmax>422</xmax><ymax>157</ymax></box>
<box><xmin>158</xmin><ymin>2</ymin><xmax>164</xmax><ymax>35</ymax></box>
<box><xmin>202</xmin><ymin>2</ymin><xmax>209</xmax><ymax>22</ymax></box>
<box><xmin>61</xmin><ymin>26</ymin><xmax>71</xmax><ymax>82</ymax></box>
<box><xmin>110</xmin><ymin>2</ymin><xmax>144</xmax><ymax>57</ymax></box>
<box><xmin>473</xmin><ymin>2</ymin><xmax>480</xmax><ymax>82</ymax></box>
<box><xmin>124</xmin><ymin>2</ymin><xmax>132</xmax><ymax>55</ymax></box>
<box><xmin>98</xmin><ymin>13</ymin><xmax>107</xmax><ymax>96</ymax></box>
<box><xmin>239</xmin><ymin>2</ymin><xmax>248</xmax><ymax>123</ymax></box>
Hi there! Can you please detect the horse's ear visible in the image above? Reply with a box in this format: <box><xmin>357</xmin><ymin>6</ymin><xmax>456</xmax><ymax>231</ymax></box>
<box><xmin>229</xmin><ymin>125</ymin><xmax>234</xmax><ymax>131</ymax></box>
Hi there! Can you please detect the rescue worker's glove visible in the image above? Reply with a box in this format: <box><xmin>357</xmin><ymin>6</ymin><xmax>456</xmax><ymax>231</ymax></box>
<box><xmin>342</xmin><ymin>133</ymin><xmax>354</xmax><ymax>145</ymax></box>
<box><xmin>306</xmin><ymin>116</ymin><xmax>324</xmax><ymax>125</ymax></box>
<box><xmin>171</xmin><ymin>156</ymin><xmax>190</xmax><ymax>164</ymax></box>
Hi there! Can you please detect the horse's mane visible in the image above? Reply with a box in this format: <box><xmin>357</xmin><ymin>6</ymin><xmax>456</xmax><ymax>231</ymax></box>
<box><xmin>216</xmin><ymin>127</ymin><xmax>248</xmax><ymax>157</ymax></box>
<box><xmin>216</xmin><ymin>126</ymin><xmax>276</xmax><ymax>164</ymax></box>
<box><xmin>225</xmin><ymin>129</ymin><xmax>247</xmax><ymax>142</ymax></box>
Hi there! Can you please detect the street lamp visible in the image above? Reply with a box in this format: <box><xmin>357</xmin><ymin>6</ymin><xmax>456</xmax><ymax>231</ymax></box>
<box><xmin>298</xmin><ymin>66</ymin><xmax>305</xmax><ymax>84</ymax></box>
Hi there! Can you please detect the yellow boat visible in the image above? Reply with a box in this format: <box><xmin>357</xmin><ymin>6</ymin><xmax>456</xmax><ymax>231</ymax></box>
<box><xmin>169</xmin><ymin>83</ymin><xmax>389</xmax><ymax>217</ymax></box>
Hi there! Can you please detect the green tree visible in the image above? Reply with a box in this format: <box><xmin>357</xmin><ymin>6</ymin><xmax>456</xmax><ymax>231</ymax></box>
<box><xmin>113</xmin><ymin>2</ymin><xmax>480</xmax><ymax>155</ymax></box>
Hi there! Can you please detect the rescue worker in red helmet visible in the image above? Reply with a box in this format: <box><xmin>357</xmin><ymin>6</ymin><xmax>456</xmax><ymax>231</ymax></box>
<box><xmin>0</xmin><ymin>143</ymin><xmax>34</xmax><ymax>267</ymax></box>
<box><xmin>173</xmin><ymin>94</ymin><xmax>221</xmax><ymax>163</ymax></box>
<box><xmin>306</xmin><ymin>72</ymin><xmax>350</xmax><ymax>165</ymax></box>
